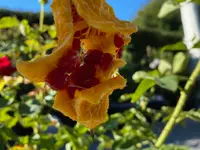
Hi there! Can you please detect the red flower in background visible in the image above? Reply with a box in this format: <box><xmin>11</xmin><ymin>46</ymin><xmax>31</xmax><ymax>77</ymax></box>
<box><xmin>0</xmin><ymin>56</ymin><xmax>16</xmax><ymax>76</ymax></box>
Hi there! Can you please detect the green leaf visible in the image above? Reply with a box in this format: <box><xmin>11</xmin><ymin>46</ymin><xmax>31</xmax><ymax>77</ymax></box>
<box><xmin>120</xmin><ymin>94</ymin><xmax>132</xmax><ymax>102</ymax></box>
<box><xmin>123</xmin><ymin>70</ymin><xmax>159</xmax><ymax>102</ymax></box>
<box><xmin>42</xmin><ymin>40</ymin><xmax>57</xmax><ymax>51</ymax></box>
<box><xmin>0</xmin><ymin>98</ymin><xmax>9</xmax><ymax>108</ymax></box>
<box><xmin>132</xmin><ymin>70</ymin><xmax>159</xmax><ymax>83</ymax></box>
<box><xmin>193</xmin><ymin>40</ymin><xmax>200</xmax><ymax>48</ymax></box>
<box><xmin>39</xmin><ymin>135</ymin><xmax>56</xmax><ymax>149</ymax></box>
<box><xmin>158</xmin><ymin>60</ymin><xmax>172</xmax><ymax>75</ymax></box>
<box><xmin>0</xmin><ymin>17</ymin><xmax>19</xmax><ymax>29</ymax></box>
<box><xmin>177</xmin><ymin>109</ymin><xmax>200</xmax><ymax>122</ymax></box>
<box><xmin>25</xmin><ymin>39</ymin><xmax>40</xmax><ymax>50</ymax></box>
<box><xmin>0</xmin><ymin>107</ymin><xmax>12</xmax><ymax>122</ymax></box>
<box><xmin>7</xmin><ymin>116</ymin><xmax>18</xmax><ymax>128</ymax></box>
<box><xmin>174</xmin><ymin>0</ymin><xmax>186</xmax><ymax>2</ymax></box>
<box><xmin>19</xmin><ymin>99</ymin><xmax>41</xmax><ymax>116</ymax></box>
<box><xmin>0</xmin><ymin>125</ymin><xmax>17</xmax><ymax>142</ymax></box>
<box><xmin>74</xmin><ymin>123</ymin><xmax>88</xmax><ymax>135</ymax></box>
<box><xmin>19</xmin><ymin>19</ymin><xmax>31</xmax><ymax>36</ymax></box>
<box><xmin>104</xmin><ymin>119</ymin><xmax>119</xmax><ymax>130</ymax></box>
<box><xmin>1</xmin><ymin>88</ymin><xmax>16</xmax><ymax>102</ymax></box>
<box><xmin>131</xmin><ymin>79</ymin><xmax>156</xmax><ymax>103</ymax></box>
<box><xmin>173</xmin><ymin>52</ymin><xmax>188</xmax><ymax>74</ymax></box>
<box><xmin>193</xmin><ymin>0</ymin><xmax>200</xmax><ymax>4</ymax></box>
<box><xmin>112</xmin><ymin>137</ymin><xmax>137</xmax><ymax>150</ymax></box>
<box><xmin>132</xmin><ymin>71</ymin><xmax>148</xmax><ymax>82</ymax></box>
<box><xmin>0</xmin><ymin>95</ymin><xmax>15</xmax><ymax>108</ymax></box>
<box><xmin>161</xmin><ymin>42</ymin><xmax>187</xmax><ymax>52</ymax></box>
<box><xmin>0</xmin><ymin>136</ymin><xmax>5</xmax><ymax>150</ymax></box>
<box><xmin>0</xmin><ymin>78</ymin><xmax>6</xmax><ymax>92</ymax></box>
<box><xmin>155</xmin><ymin>75</ymin><xmax>179</xmax><ymax>92</ymax></box>
<box><xmin>19</xmin><ymin>103</ymin><xmax>32</xmax><ymax>115</ymax></box>
<box><xmin>20</xmin><ymin>117</ymin><xmax>36</xmax><ymax>128</ymax></box>
<box><xmin>18</xmin><ymin>136</ymin><xmax>29</xmax><ymax>145</ymax></box>
<box><xmin>0</xmin><ymin>78</ymin><xmax>5</xmax><ymax>92</ymax></box>
<box><xmin>130</xmin><ymin>108</ymin><xmax>147</xmax><ymax>123</ymax></box>
<box><xmin>158</xmin><ymin>1</ymin><xmax>179</xmax><ymax>18</ymax></box>
<box><xmin>44</xmin><ymin>95</ymin><xmax>54</xmax><ymax>106</ymax></box>
<box><xmin>0</xmin><ymin>106</ymin><xmax>18</xmax><ymax>128</ymax></box>
<box><xmin>148</xmin><ymin>70</ymin><xmax>160</xmax><ymax>77</ymax></box>
<box><xmin>48</xmin><ymin>25</ymin><xmax>57</xmax><ymax>39</ymax></box>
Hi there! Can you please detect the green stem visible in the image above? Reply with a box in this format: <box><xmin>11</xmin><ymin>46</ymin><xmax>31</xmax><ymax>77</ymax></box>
<box><xmin>39</xmin><ymin>2</ymin><xmax>44</xmax><ymax>31</ymax></box>
<box><xmin>155</xmin><ymin>60</ymin><xmax>200</xmax><ymax>148</ymax></box>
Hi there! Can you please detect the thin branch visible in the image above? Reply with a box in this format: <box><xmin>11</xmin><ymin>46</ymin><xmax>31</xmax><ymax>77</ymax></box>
<box><xmin>40</xmin><ymin>2</ymin><xmax>44</xmax><ymax>31</ymax></box>
<box><xmin>155</xmin><ymin>60</ymin><xmax>200</xmax><ymax>147</ymax></box>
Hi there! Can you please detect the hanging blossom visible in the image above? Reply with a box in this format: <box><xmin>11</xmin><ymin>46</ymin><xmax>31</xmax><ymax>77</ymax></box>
<box><xmin>17</xmin><ymin>0</ymin><xmax>137</xmax><ymax>129</ymax></box>
<box><xmin>0</xmin><ymin>56</ymin><xmax>16</xmax><ymax>76</ymax></box>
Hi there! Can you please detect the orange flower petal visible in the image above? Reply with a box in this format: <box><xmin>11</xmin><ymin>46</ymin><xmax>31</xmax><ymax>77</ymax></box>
<box><xmin>16</xmin><ymin>33</ymin><xmax>73</xmax><ymax>82</ymax></box>
<box><xmin>73</xmin><ymin>0</ymin><xmax>137</xmax><ymax>34</ymax></box>
<box><xmin>81</xmin><ymin>33</ymin><xmax>117</xmax><ymax>54</ymax></box>
<box><xmin>75</xmin><ymin>75</ymin><xmax>126</xmax><ymax>104</ymax></box>
<box><xmin>97</xmin><ymin>58</ymin><xmax>126</xmax><ymax>81</ymax></box>
<box><xmin>51</xmin><ymin>0</ymin><xmax>74</xmax><ymax>44</ymax></box>
<box><xmin>53</xmin><ymin>90</ymin><xmax>77</xmax><ymax>120</ymax></box>
<box><xmin>74</xmin><ymin>94</ymin><xmax>109</xmax><ymax>129</ymax></box>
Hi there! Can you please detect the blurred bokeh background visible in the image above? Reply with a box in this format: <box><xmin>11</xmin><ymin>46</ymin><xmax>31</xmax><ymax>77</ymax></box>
<box><xmin>0</xmin><ymin>0</ymin><xmax>200</xmax><ymax>150</ymax></box>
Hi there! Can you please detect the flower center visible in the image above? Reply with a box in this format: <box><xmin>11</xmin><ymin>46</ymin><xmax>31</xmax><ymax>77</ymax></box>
<box><xmin>45</xmin><ymin>6</ymin><xmax>125</xmax><ymax>98</ymax></box>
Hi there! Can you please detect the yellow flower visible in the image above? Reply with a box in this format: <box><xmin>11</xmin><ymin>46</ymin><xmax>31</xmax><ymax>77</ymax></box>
<box><xmin>17</xmin><ymin>0</ymin><xmax>137</xmax><ymax>129</ymax></box>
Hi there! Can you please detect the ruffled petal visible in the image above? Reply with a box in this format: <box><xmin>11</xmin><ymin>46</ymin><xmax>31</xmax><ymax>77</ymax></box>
<box><xmin>75</xmin><ymin>75</ymin><xmax>126</xmax><ymax>104</ymax></box>
<box><xmin>74</xmin><ymin>94</ymin><xmax>109</xmax><ymax>129</ymax></box>
<box><xmin>72</xmin><ymin>0</ymin><xmax>137</xmax><ymax>34</ymax></box>
<box><xmin>53</xmin><ymin>90</ymin><xmax>77</xmax><ymax>120</ymax></box>
<box><xmin>97</xmin><ymin>58</ymin><xmax>126</xmax><ymax>81</ymax></box>
<box><xmin>51</xmin><ymin>0</ymin><xmax>74</xmax><ymax>44</ymax></box>
<box><xmin>17</xmin><ymin>0</ymin><xmax>75</xmax><ymax>82</ymax></box>
<box><xmin>16</xmin><ymin>33</ymin><xmax>73</xmax><ymax>82</ymax></box>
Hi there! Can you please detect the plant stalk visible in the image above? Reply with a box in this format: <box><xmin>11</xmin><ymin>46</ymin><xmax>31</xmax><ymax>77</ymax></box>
<box><xmin>155</xmin><ymin>60</ymin><xmax>200</xmax><ymax>147</ymax></box>
<box><xmin>39</xmin><ymin>2</ymin><xmax>44</xmax><ymax>31</ymax></box>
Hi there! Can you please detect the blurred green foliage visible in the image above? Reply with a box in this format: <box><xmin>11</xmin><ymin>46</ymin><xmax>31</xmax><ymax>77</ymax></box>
<box><xmin>0</xmin><ymin>9</ymin><xmax>54</xmax><ymax>25</ymax></box>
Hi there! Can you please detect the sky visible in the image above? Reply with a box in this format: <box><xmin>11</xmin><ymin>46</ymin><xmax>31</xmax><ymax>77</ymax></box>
<box><xmin>0</xmin><ymin>0</ymin><xmax>149</xmax><ymax>20</ymax></box>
